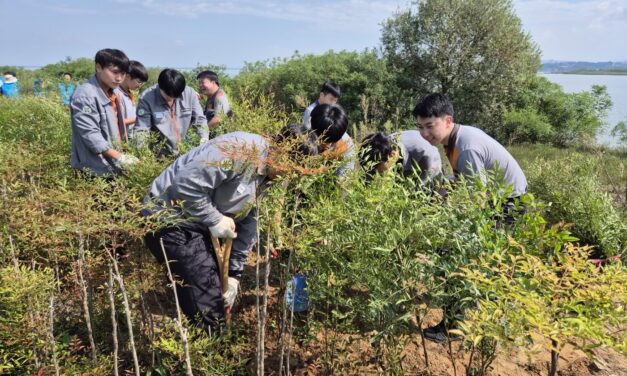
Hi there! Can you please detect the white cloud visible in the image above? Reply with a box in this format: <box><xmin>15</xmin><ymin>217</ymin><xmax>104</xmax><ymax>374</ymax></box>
<box><xmin>113</xmin><ymin>0</ymin><xmax>406</xmax><ymax>30</ymax></box>
<box><xmin>514</xmin><ymin>0</ymin><xmax>627</xmax><ymax>60</ymax></box>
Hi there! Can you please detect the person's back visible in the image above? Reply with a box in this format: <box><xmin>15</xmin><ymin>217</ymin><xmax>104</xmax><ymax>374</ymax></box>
<box><xmin>145</xmin><ymin>131</ymin><xmax>269</xmax><ymax>225</ymax></box>
<box><xmin>360</xmin><ymin>130</ymin><xmax>441</xmax><ymax>183</ymax></box>
<box><xmin>397</xmin><ymin>130</ymin><xmax>442</xmax><ymax>181</ymax></box>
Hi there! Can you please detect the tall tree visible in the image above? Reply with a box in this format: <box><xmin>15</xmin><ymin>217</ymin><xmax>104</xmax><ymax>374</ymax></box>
<box><xmin>381</xmin><ymin>0</ymin><xmax>541</xmax><ymax>135</ymax></box>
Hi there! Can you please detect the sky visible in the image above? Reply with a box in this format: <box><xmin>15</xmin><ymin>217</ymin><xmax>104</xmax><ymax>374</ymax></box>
<box><xmin>1</xmin><ymin>0</ymin><xmax>625</xmax><ymax>72</ymax></box>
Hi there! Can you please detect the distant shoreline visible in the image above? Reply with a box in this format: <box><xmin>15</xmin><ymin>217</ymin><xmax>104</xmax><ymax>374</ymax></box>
<box><xmin>542</xmin><ymin>70</ymin><xmax>627</xmax><ymax>76</ymax></box>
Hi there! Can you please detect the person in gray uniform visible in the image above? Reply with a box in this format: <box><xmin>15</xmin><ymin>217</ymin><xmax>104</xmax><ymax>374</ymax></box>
<box><xmin>117</xmin><ymin>60</ymin><xmax>148</xmax><ymax>133</ymax></box>
<box><xmin>359</xmin><ymin>130</ymin><xmax>442</xmax><ymax>182</ymax></box>
<box><xmin>303</xmin><ymin>81</ymin><xmax>340</xmax><ymax>129</ymax></box>
<box><xmin>134</xmin><ymin>69</ymin><xmax>208</xmax><ymax>156</ymax></box>
<box><xmin>197</xmin><ymin>70</ymin><xmax>233</xmax><ymax>133</ymax></box>
<box><xmin>142</xmin><ymin>129</ymin><xmax>319</xmax><ymax>333</ymax></box>
<box><xmin>414</xmin><ymin>93</ymin><xmax>527</xmax><ymax>197</ymax></box>
<box><xmin>310</xmin><ymin>103</ymin><xmax>355</xmax><ymax>177</ymax></box>
<box><xmin>413</xmin><ymin>92</ymin><xmax>528</xmax><ymax>343</ymax></box>
<box><xmin>70</xmin><ymin>48</ymin><xmax>139</xmax><ymax>176</ymax></box>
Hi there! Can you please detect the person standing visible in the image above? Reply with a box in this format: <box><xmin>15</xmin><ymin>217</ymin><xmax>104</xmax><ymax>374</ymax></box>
<box><xmin>1</xmin><ymin>72</ymin><xmax>20</xmax><ymax>98</ymax></box>
<box><xmin>303</xmin><ymin>81</ymin><xmax>340</xmax><ymax>129</ymax></box>
<box><xmin>117</xmin><ymin>60</ymin><xmax>148</xmax><ymax>133</ymax></box>
<box><xmin>197</xmin><ymin>70</ymin><xmax>233</xmax><ymax>133</ymax></box>
<box><xmin>58</xmin><ymin>72</ymin><xmax>76</xmax><ymax>106</ymax></box>
<box><xmin>134</xmin><ymin>69</ymin><xmax>207</xmax><ymax>156</ymax></box>
<box><xmin>70</xmin><ymin>49</ymin><xmax>139</xmax><ymax>176</ymax></box>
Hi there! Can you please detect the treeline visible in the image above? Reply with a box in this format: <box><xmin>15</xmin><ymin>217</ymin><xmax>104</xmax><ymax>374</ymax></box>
<box><xmin>2</xmin><ymin>0</ymin><xmax>614</xmax><ymax>148</ymax></box>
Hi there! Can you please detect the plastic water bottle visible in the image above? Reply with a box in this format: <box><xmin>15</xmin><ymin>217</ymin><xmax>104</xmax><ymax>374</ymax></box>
<box><xmin>285</xmin><ymin>273</ymin><xmax>309</xmax><ymax>312</ymax></box>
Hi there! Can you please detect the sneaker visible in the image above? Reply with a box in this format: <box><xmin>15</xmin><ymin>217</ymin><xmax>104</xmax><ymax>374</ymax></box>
<box><xmin>423</xmin><ymin>321</ymin><xmax>461</xmax><ymax>344</ymax></box>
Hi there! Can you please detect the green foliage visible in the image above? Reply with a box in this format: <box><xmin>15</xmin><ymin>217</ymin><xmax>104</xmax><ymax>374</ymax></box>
<box><xmin>521</xmin><ymin>152</ymin><xmax>626</xmax><ymax>258</ymax></box>
<box><xmin>461</xmin><ymin>242</ymin><xmax>627</xmax><ymax>371</ymax></box>
<box><xmin>0</xmin><ymin>265</ymin><xmax>55</xmax><ymax>374</ymax></box>
<box><xmin>0</xmin><ymin>76</ymin><xmax>625</xmax><ymax>374</ymax></box>
<box><xmin>232</xmin><ymin>50</ymin><xmax>397</xmax><ymax>131</ymax></box>
<box><xmin>505</xmin><ymin>75</ymin><xmax>613</xmax><ymax>146</ymax></box>
<box><xmin>381</xmin><ymin>0</ymin><xmax>541</xmax><ymax>134</ymax></box>
<box><xmin>612</xmin><ymin>121</ymin><xmax>627</xmax><ymax>147</ymax></box>
<box><xmin>37</xmin><ymin>57</ymin><xmax>95</xmax><ymax>82</ymax></box>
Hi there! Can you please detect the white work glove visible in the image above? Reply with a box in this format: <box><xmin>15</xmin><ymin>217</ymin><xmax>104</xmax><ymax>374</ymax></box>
<box><xmin>200</xmin><ymin>136</ymin><xmax>209</xmax><ymax>144</ymax></box>
<box><xmin>209</xmin><ymin>216</ymin><xmax>237</xmax><ymax>239</ymax></box>
<box><xmin>223</xmin><ymin>277</ymin><xmax>239</xmax><ymax>311</ymax></box>
<box><xmin>115</xmin><ymin>153</ymin><xmax>139</xmax><ymax>168</ymax></box>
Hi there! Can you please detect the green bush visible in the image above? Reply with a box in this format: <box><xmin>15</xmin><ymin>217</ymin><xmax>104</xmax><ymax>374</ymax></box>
<box><xmin>523</xmin><ymin>153</ymin><xmax>626</xmax><ymax>258</ymax></box>
<box><xmin>507</xmin><ymin>76</ymin><xmax>612</xmax><ymax>146</ymax></box>
<box><xmin>231</xmin><ymin>50</ymin><xmax>397</xmax><ymax>131</ymax></box>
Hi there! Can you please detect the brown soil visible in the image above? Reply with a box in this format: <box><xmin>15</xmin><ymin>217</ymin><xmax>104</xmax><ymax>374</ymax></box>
<box><xmin>231</xmin><ymin>256</ymin><xmax>627</xmax><ymax>376</ymax></box>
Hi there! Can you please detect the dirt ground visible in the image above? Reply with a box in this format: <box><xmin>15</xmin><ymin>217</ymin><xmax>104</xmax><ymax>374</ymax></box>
<box><xmin>231</xmin><ymin>257</ymin><xmax>627</xmax><ymax>376</ymax></box>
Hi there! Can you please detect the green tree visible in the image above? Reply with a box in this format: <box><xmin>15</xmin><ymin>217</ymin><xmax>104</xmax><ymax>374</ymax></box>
<box><xmin>381</xmin><ymin>0</ymin><xmax>540</xmax><ymax>134</ymax></box>
<box><xmin>231</xmin><ymin>50</ymin><xmax>397</xmax><ymax>132</ymax></box>
<box><xmin>611</xmin><ymin>121</ymin><xmax>627</xmax><ymax>147</ymax></box>
<box><xmin>505</xmin><ymin>75</ymin><xmax>612</xmax><ymax>146</ymax></box>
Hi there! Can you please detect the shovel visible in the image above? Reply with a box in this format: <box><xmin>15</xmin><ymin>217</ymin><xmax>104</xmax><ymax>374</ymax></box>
<box><xmin>211</xmin><ymin>236</ymin><xmax>233</xmax><ymax>324</ymax></box>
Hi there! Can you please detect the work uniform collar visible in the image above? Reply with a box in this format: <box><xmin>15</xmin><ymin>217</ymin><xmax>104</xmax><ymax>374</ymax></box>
<box><xmin>444</xmin><ymin>123</ymin><xmax>461</xmax><ymax>157</ymax></box>
<box><xmin>90</xmin><ymin>75</ymin><xmax>116</xmax><ymax>104</ymax></box>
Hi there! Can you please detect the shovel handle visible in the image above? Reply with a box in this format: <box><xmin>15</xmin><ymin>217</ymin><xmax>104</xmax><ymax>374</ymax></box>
<box><xmin>210</xmin><ymin>236</ymin><xmax>234</xmax><ymax>294</ymax></box>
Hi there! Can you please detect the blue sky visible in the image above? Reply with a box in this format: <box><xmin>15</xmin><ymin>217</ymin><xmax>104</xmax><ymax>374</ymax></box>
<box><xmin>1</xmin><ymin>0</ymin><xmax>625</xmax><ymax>72</ymax></box>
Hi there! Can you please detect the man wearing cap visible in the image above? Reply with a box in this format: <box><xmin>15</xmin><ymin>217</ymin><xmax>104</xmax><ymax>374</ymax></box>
<box><xmin>70</xmin><ymin>48</ymin><xmax>139</xmax><ymax>176</ymax></box>
<box><xmin>197</xmin><ymin>70</ymin><xmax>233</xmax><ymax>133</ymax></box>
<box><xmin>134</xmin><ymin>68</ymin><xmax>208</xmax><ymax>157</ymax></box>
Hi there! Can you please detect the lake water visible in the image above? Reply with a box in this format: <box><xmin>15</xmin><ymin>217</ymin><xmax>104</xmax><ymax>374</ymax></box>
<box><xmin>542</xmin><ymin>73</ymin><xmax>627</xmax><ymax>147</ymax></box>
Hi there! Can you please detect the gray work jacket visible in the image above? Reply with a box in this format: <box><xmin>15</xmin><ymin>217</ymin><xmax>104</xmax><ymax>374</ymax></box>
<box><xmin>396</xmin><ymin>130</ymin><xmax>442</xmax><ymax>181</ymax></box>
<box><xmin>450</xmin><ymin>125</ymin><xmax>527</xmax><ymax>196</ymax></box>
<box><xmin>334</xmin><ymin>132</ymin><xmax>356</xmax><ymax>177</ymax></box>
<box><xmin>70</xmin><ymin>75</ymin><xmax>124</xmax><ymax>176</ymax></box>
<box><xmin>134</xmin><ymin>84</ymin><xmax>208</xmax><ymax>155</ymax></box>
<box><xmin>143</xmin><ymin>132</ymin><xmax>269</xmax><ymax>273</ymax></box>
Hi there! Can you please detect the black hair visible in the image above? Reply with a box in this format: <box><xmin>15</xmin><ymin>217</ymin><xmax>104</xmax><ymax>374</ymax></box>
<box><xmin>94</xmin><ymin>48</ymin><xmax>130</xmax><ymax>72</ymax></box>
<box><xmin>158</xmin><ymin>69</ymin><xmax>186</xmax><ymax>98</ymax></box>
<box><xmin>320</xmin><ymin>80</ymin><xmax>340</xmax><ymax>98</ymax></box>
<box><xmin>310</xmin><ymin>104</ymin><xmax>348</xmax><ymax>144</ymax></box>
<box><xmin>412</xmin><ymin>93</ymin><xmax>454</xmax><ymax>119</ymax></box>
<box><xmin>196</xmin><ymin>70</ymin><xmax>219</xmax><ymax>86</ymax></box>
<box><xmin>275</xmin><ymin>124</ymin><xmax>319</xmax><ymax>159</ymax></box>
<box><xmin>128</xmin><ymin>61</ymin><xmax>148</xmax><ymax>82</ymax></box>
<box><xmin>359</xmin><ymin>132</ymin><xmax>396</xmax><ymax>174</ymax></box>
<box><xmin>3</xmin><ymin>71</ymin><xmax>16</xmax><ymax>77</ymax></box>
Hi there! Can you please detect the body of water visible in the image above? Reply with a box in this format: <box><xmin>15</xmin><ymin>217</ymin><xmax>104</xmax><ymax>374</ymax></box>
<box><xmin>542</xmin><ymin>73</ymin><xmax>627</xmax><ymax>147</ymax></box>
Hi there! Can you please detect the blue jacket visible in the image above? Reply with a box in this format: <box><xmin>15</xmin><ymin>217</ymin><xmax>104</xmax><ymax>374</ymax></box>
<box><xmin>1</xmin><ymin>81</ymin><xmax>19</xmax><ymax>98</ymax></box>
<box><xmin>58</xmin><ymin>82</ymin><xmax>76</xmax><ymax>106</ymax></box>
